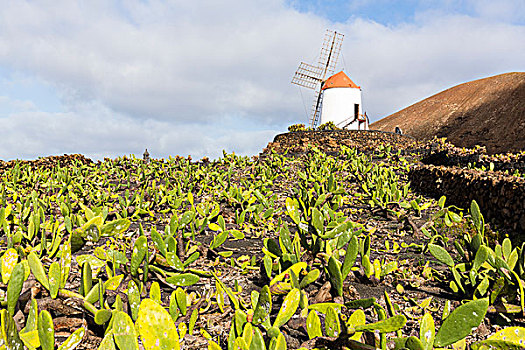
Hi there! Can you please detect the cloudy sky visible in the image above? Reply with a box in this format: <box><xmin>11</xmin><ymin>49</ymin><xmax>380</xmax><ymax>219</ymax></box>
<box><xmin>1</xmin><ymin>0</ymin><xmax>524</xmax><ymax>160</ymax></box>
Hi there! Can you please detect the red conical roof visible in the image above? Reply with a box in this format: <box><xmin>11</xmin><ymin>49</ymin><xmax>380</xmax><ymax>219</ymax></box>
<box><xmin>322</xmin><ymin>71</ymin><xmax>360</xmax><ymax>90</ymax></box>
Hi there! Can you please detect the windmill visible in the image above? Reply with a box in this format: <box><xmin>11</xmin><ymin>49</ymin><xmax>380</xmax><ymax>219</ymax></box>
<box><xmin>291</xmin><ymin>30</ymin><xmax>344</xmax><ymax>128</ymax></box>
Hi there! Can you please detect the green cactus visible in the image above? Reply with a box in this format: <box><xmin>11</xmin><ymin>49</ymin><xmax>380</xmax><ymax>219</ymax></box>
<box><xmin>166</xmin><ymin>272</ymin><xmax>200</xmax><ymax>286</ymax></box>
<box><xmin>270</xmin><ymin>262</ymin><xmax>307</xmax><ymax>286</ymax></box>
<box><xmin>48</xmin><ymin>261</ymin><xmax>61</xmax><ymax>299</ymax></box>
<box><xmin>342</xmin><ymin>235</ymin><xmax>358</xmax><ymax>279</ymax></box>
<box><xmin>28</xmin><ymin>252</ymin><xmax>50</xmax><ymax>290</ymax></box>
<box><xmin>362</xmin><ymin>254</ymin><xmax>373</xmax><ymax>278</ymax></box>
<box><xmin>1</xmin><ymin>248</ymin><xmax>18</xmax><ymax>284</ymax></box>
<box><xmin>150</xmin><ymin>281</ymin><xmax>161</xmax><ymax>303</ymax></box>
<box><xmin>2</xmin><ymin>309</ymin><xmax>25</xmax><ymax>349</ymax></box>
<box><xmin>38</xmin><ymin>310</ymin><xmax>55</xmax><ymax>350</ymax></box>
<box><xmin>188</xmin><ymin>309</ymin><xmax>198</xmax><ymax>335</ymax></box>
<box><xmin>126</xmin><ymin>280</ymin><xmax>141</xmax><ymax>321</ymax></box>
<box><xmin>7</xmin><ymin>262</ymin><xmax>25</xmax><ymax>317</ymax></box>
<box><xmin>346</xmin><ymin>297</ymin><xmax>376</xmax><ymax>310</ymax></box>
<box><xmin>428</xmin><ymin>244</ymin><xmax>454</xmax><ymax>267</ymax></box>
<box><xmin>101</xmin><ymin>218</ymin><xmax>130</xmax><ymax>237</ymax></box>
<box><xmin>309</xmin><ymin>302</ymin><xmax>346</xmax><ymax>314</ymax></box>
<box><xmin>406</xmin><ymin>336</ymin><xmax>425</xmax><ymax>350</ymax></box>
<box><xmin>104</xmin><ymin>274</ymin><xmax>124</xmax><ymax>291</ymax></box>
<box><xmin>113</xmin><ymin>311</ymin><xmax>139</xmax><ymax>350</ymax></box>
<box><xmin>98</xmin><ymin>331</ymin><xmax>116</xmax><ymax>350</ymax></box>
<box><xmin>346</xmin><ymin>309</ymin><xmax>365</xmax><ymax>340</ymax></box>
<box><xmin>472</xmin><ymin>245</ymin><xmax>489</xmax><ymax>272</ymax></box>
<box><xmin>471</xmin><ymin>327</ymin><xmax>525</xmax><ymax>349</ymax></box>
<box><xmin>253</xmin><ymin>285</ymin><xmax>272</xmax><ymax>325</ymax></box>
<box><xmin>327</xmin><ymin>256</ymin><xmax>343</xmax><ymax>297</ymax></box>
<box><xmin>136</xmin><ymin>298</ymin><xmax>180</xmax><ymax>350</ymax></box>
<box><xmin>299</xmin><ymin>269</ymin><xmax>320</xmax><ymax>289</ymax></box>
<box><xmin>80</xmin><ymin>261</ymin><xmax>93</xmax><ymax>297</ymax></box>
<box><xmin>175</xmin><ymin>287</ymin><xmax>187</xmax><ymax>316</ymax></box>
<box><xmin>434</xmin><ymin>298</ymin><xmax>489</xmax><ymax>347</ymax></box>
<box><xmin>354</xmin><ymin>314</ymin><xmax>407</xmax><ymax>333</ymax></box>
<box><xmin>470</xmin><ymin>200</ymin><xmax>484</xmax><ymax>236</ymax></box>
<box><xmin>306</xmin><ymin>310</ymin><xmax>322</xmax><ymax>339</ymax></box>
<box><xmin>95</xmin><ymin>309</ymin><xmax>112</xmax><ymax>325</ymax></box>
<box><xmin>130</xmin><ymin>236</ymin><xmax>148</xmax><ymax>277</ymax></box>
<box><xmin>251</xmin><ymin>327</ymin><xmax>266</xmax><ymax>350</ymax></box>
<box><xmin>57</xmin><ymin>327</ymin><xmax>85</xmax><ymax>350</ymax></box>
<box><xmin>285</xmin><ymin>197</ymin><xmax>301</xmax><ymax>225</ymax></box>
<box><xmin>59</xmin><ymin>240</ymin><xmax>72</xmax><ymax>289</ymax></box>
<box><xmin>150</xmin><ymin>226</ymin><xmax>167</xmax><ymax>258</ymax></box>
<box><xmin>273</xmin><ymin>288</ymin><xmax>300</xmax><ymax>329</ymax></box>
<box><xmin>417</xmin><ymin>312</ymin><xmax>435</xmax><ymax>350</ymax></box>
<box><xmin>325</xmin><ymin>305</ymin><xmax>341</xmax><ymax>337</ymax></box>
<box><xmin>234</xmin><ymin>309</ymin><xmax>247</xmax><ymax>337</ymax></box>
<box><xmin>20</xmin><ymin>299</ymin><xmax>40</xmax><ymax>349</ymax></box>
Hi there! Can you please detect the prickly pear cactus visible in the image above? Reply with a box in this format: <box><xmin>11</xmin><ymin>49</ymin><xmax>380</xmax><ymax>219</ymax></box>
<box><xmin>95</xmin><ymin>309</ymin><xmax>112</xmax><ymax>325</ymax></box>
<box><xmin>136</xmin><ymin>298</ymin><xmax>180</xmax><ymax>350</ymax></box>
<box><xmin>59</xmin><ymin>239</ymin><xmax>72</xmax><ymax>289</ymax></box>
<box><xmin>57</xmin><ymin>327</ymin><xmax>85</xmax><ymax>350</ymax></box>
<box><xmin>20</xmin><ymin>298</ymin><xmax>39</xmax><ymax>349</ymax></box>
<box><xmin>285</xmin><ymin>197</ymin><xmax>301</xmax><ymax>225</ymax></box>
<box><xmin>428</xmin><ymin>243</ymin><xmax>454</xmax><ymax>267</ymax></box>
<box><xmin>28</xmin><ymin>252</ymin><xmax>50</xmax><ymax>290</ymax></box>
<box><xmin>1</xmin><ymin>248</ymin><xmax>18</xmax><ymax>284</ymax></box>
<box><xmin>253</xmin><ymin>285</ymin><xmax>272</xmax><ymax>325</ymax></box>
<box><xmin>48</xmin><ymin>261</ymin><xmax>61</xmax><ymax>299</ymax></box>
<box><xmin>175</xmin><ymin>288</ymin><xmax>187</xmax><ymax>316</ymax></box>
<box><xmin>150</xmin><ymin>281</ymin><xmax>161</xmax><ymax>303</ymax></box>
<box><xmin>355</xmin><ymin>314</ymin><xmax>407</xmax><ymax>333</ymax></box>
<box><xmin>419</xmin><ymin>312</ymin><xmax>435</xmax><ymax>350</ymax></box>
<box><xmin>434</xmin><ymin>298</ymin><xmax>489</xmax><ymax>348</ymax></box>
<box><xmin>406</xmin><ymin>336</ymin><xmax>425</xmax><ymax>350</ymax></box>
<box><xmin>299</xmin><ymin>269</ymin><xmax>320</xmax><ymax>289</ymax></box>
<box><xmin>306</xmin><ymin>310</ymin><xmax>322</xmax><ymax>339</ymax></box>
<box><xmin>471</xmin><ymin>327</ymin><xmax>525</xmax><ymax>349</ymax></box>
<box><xmin>38</xmin><ymin>310</ymin><xmax>55</xmax><ymax>350</ymax></box>
<box><xmin>165</xmin><ymin>272</ymin><xmax>200</xmax><ymax>286</ymax></box>
<box><xmin>273</xmin><ymin>288</ymin><xmax>300</xmax><ymax>329</ymax></box>
<box><xmin>342</xmin><ymin>235</ymin><xmax>358</xmax><ymax>279</ymax></box>
<box><xmin>130</xmin><ymin>236</ymin><xmax>147</xmax><ymax>277</ymax></box>
<box><xmin>346</xmin><ymin>309</ymin><xmax>365</xmax><ymax>340</ymax></box>
<box><xmin>327</xmin><ymin>256</ymin><xmax>343</xmax><ymax>297</ymax></box>
<box><xmin>97</xmin><ymin>330</ymin><xmax>116</xmax><ymax>350</ymax></box>
<box><xmin>126</xmin><ymin>280</ymin><xmax>141</xmax><ymax>321</ymax></box>
<box><xmin>113</xmin><ymin>311</ymin><xmax>139</xmax><ymax>350</ymax></box>
<box><xmin>7</xmin><ymin>262</ymin><xmax>25</xmax><ymax>317</ymax></box>
<box><xmin>324</xmin><ymin>305</ymin><xmax>341</xmax><ymax>337</ymax></box>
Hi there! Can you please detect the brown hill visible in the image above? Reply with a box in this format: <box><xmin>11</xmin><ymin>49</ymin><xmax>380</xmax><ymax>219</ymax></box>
<box><xmin>371</xmin><ymin>72</ymin><xmax>525</xmax><ymax>154</ymax></box>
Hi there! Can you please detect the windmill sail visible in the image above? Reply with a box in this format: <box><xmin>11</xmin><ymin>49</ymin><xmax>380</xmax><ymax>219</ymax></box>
<box><xmin>291</xmin><ymin>30</ymin><xmax>344</xmax><ymax>128</ymax></box>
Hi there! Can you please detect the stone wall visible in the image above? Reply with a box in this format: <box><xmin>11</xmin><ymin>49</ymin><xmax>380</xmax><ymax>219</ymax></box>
<box><xmin>0</xmin><ymin>154</ymin><xmax>93</xmax><ymax>171</ymax></box>
<box><xmin>263</xmin><ymin>130</ymin><xmax>420</xmax><ymax>155</ymax></box>
<box><xmin>409</xmin><ymin>165</ymin><xmax>525</xmax><ymax>239</ymax></box>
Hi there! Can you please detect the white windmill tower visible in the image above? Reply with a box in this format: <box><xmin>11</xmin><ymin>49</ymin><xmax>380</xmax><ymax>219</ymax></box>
<box><xmin>291</xmin><ymin>30</ymin><xmax>368</xmax><ymax>130</ymax></box>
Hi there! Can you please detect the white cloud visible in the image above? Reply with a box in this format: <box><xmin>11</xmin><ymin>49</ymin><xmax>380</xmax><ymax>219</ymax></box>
<box><xmin>0</xmin><ymin>97</ymin><xmax>278</xmax><ymax>161</ymax></box>
<box><xmin>0</xmin><ymin>0</ymin><xmax>523</xmax><ymax>160</ymax></box>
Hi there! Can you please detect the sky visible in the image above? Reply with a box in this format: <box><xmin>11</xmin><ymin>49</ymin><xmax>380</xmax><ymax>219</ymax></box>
<box><xmin>0</xmin><ymin>0</ymin><xmax>524</xmax><ymax>160</ymax></box>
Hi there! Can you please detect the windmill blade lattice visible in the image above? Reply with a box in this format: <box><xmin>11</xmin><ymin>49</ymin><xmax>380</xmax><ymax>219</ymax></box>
<box><xmin>291</xmin><ymin>30</ymin><xmax>344</xmax><ymax>128</ymax></box>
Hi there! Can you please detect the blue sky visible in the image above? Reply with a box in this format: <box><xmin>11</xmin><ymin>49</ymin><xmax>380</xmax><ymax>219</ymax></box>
<box><xmin>289</xmin><ymin>0</ymin><xmax>525</xmax><ymax>25</ymax></box>
<box><xmin>0</xmin><ymin>0</ymin><xmax>524</xmax><ymax>160</ymax></box>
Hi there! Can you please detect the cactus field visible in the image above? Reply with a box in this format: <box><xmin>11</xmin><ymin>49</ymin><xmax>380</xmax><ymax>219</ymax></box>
<box><xmin>1</xmin><ymin>141</ymin><xmax>525</xmax><ymax>350</ymax></box>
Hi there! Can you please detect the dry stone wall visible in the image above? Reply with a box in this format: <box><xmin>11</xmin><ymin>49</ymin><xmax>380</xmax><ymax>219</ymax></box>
<box><xmin>263</xmin><ymin>130</ymin><xmax>420</xmax><ymax>155</ymax></box>
<box><xmin>409</xmin><ymin>165</ymin><xmax>525</xmax><ymax>240</ymax></box>
<box><xmin>264</xmin><ymin>130</ymin><xmax>525</xmax><ymax>241</ymax></box>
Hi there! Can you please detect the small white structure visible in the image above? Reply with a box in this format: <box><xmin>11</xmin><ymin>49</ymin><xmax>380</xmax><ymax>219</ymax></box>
<box><xmin>320</xmin><ymin>71</ymin><xmax>368</xmax><ymax>130</ymax></box>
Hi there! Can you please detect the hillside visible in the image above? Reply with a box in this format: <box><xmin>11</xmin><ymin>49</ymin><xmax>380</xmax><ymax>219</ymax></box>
<box><xmin>0</xmin><ymin>138</ymin><xmax>524</xmax><ymax>349</ymax></box>
<box><xmin>371</xmin><ymin>72</ymin><xmax>525</xmax><ymax>154</ymax></box>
